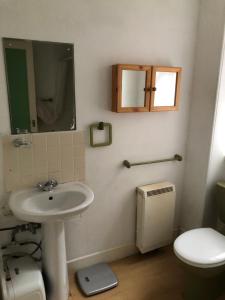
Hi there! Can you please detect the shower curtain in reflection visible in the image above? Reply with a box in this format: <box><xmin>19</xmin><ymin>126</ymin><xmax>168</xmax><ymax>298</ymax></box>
<box><xmin>37</xmin><ymin>60</ymin><xmax>68</xmax><ymax>125</ymax></box>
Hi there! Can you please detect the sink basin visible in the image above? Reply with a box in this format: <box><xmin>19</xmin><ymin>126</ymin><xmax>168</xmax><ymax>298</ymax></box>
<box><xmin>9</xmin><ymin>181</ymin><xmax>94</xmax><ymax>300</ymax></box>
<box><xmin>9</xmin><ymin>182</ymin><xmax>94</xmax><ymax>223</ymax></box>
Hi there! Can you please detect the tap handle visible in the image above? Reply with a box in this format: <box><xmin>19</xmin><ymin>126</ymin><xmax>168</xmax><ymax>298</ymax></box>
<box><xmin>36</xmin><ymin>179</ymin><xmax>58</xmax><ymax>191</ymax></box>
<box><xmin>48</xmin><ymin>179</ymin><xmax>58</xmax><ymax>187</ymax></box>
<box><xmin>37</xmin><ymin>182</ymin><xmax>44</xmax><ymax>189</ymax></box>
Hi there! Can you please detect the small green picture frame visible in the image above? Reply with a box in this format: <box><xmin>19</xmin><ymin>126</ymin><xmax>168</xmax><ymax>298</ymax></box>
<box><xmin>90</xmin><ymin>122</ymin><xmax>112</xmax><ymax>147</ymax></box>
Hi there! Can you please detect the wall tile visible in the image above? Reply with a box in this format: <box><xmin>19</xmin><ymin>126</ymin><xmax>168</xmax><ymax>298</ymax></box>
<box><xmin>2</xmin><ymin>131</ymin><xmax>85</xmax><ymax>191</ymax></box>
<box><xmin>61</xmin><ymin>146</ymin><xmax>74</xmax><ymax>182</ymax></box>
<box><xmin>78</xmin><ymin>167</ymin><xmax>85</xmax><ymax>182</ymax></box>
<box><xmin>74</xmin><ymin>145</ymin><xmax>84</xmax><ymax>158</ymax></box>
<box><xmin>4</xmin><ymin>144</ymin><xmax>19</xmax><ymax>174</ymax></box>
<box><xmin>48</xmin><ymin>172</ymin><xmax>61</xmax><ymax>182</ymax></box>
<box><xmin>47</xmin><ymin>147</ymin><xmax>61</xmax><ymax>173</ymax></box>
<box><xmin>47</xmin><ymin>133</ymin><xmax>60</xmax><ymax>148</ymax></box>
<box><xmin>33</xmin><ymin>145</ymin><xmax>48</xmax><ymax>174</ymax></box>
<box><xmin>6</xmin><ymin>173</ymin><xmax>20</xmax><ymax>191</ymax></box>
<box><xmin>35</xmin><ymin>173</ymin><xmax>48</xmax><ymax>184</ymax></box>
<box><xmin>32</xmin><ymin>134</ymin><xmax>47</xmax><ymax>147</ymax></box>
<box><xmin>60</xmin><ymin>132</ymin><xmax>73</xmax><ymax>146</ymax></box>
<box><xmin>19</xmin><ymin>148</ymin><xmax>33</xmax><ymax>176</ymax></box>
<box><xmin>21</xmin><ymin>174</ymin><xmax>36</xmax><ymax>188</ymax></box>
<box><xmin>73</xmin><ymin>131</ymin><xmax>84</xmax><ymax>145</ymax></box>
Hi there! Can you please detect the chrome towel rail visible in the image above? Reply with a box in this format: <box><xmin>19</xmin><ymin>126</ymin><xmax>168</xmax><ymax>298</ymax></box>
<box><xmin>123</xmin><ymin>154</ymin><xmax>183</xmax><ymax>168</ymax></box>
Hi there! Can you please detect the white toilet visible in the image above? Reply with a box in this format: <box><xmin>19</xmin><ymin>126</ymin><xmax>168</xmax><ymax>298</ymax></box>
<box><xmin>174</xmin><ymin>227</ymin><xmax>225</xmax><ymax>270</ymax></box>
<box><xmin>173</xmin><ymin>182</ymin><xmax>225</xmax><ymax>300</ymax></box>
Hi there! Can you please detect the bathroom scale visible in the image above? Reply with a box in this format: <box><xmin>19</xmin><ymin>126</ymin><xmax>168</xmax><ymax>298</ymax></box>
<box><xmin>76</xmin><ymin>263</ymin><xmax>118</xmax><ymax>296</ymax></box>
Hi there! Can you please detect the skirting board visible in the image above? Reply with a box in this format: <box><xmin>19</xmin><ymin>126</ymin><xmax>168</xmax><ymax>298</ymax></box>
<box><xmin>67</xmin><ymin>244</ymin><xmax>138</xmax><ymax>271</ymax></box>
<box><xmin>68</xmin><ymin>228</ymin><xmax>179</xmax><ymax>271</ymax></box>
<box><xmin>67</xmin><ymin>229</ymin><xmax>179</xmax><ymax>272</ymax></box>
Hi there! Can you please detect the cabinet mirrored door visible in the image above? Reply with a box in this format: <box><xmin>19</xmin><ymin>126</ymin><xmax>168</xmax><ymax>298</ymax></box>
<box><xmin>122</xmin><ymin>70</ymin><xmax>146</xmax><ymax>108</ymax></box>
<box><xmin>112</xmin><ymin>64</ymin><xmax>151</xmax><ymax>112</ymax></box>
<box><xmin>150</xmin><ymin>66</ymin><xmax>181</xmax><ymax>111</ymax></box>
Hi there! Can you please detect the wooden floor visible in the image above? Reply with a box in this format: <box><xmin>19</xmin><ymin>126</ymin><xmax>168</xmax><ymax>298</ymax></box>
<box><xmin>69</xmin><ymin>247</ymin><xmax>185</xmax><ymax>300</ymax></box>
<box><xmin>69</xmin><ymin>247</ymin><xmax>225</xmax><ymax>300</ymax></box>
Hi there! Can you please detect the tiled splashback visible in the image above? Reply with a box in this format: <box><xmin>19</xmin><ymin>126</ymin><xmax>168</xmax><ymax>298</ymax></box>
<box><xmin>2</xmin><ymin>131</ymin><xmax>85</xmax><ymax>192</ymax></box>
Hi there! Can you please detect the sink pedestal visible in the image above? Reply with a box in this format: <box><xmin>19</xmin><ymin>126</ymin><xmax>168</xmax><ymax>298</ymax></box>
<box><xmin>42</xmin><ymin>221</ymin><xmax>69</xmax><ymax>300</ymax></box>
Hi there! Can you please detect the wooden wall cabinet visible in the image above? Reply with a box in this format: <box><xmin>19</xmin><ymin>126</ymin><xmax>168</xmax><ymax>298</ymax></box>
<box><xmin>112</xmin><ymin>64</ymin><xmax>182</xmax><ymax>113</ymax></box>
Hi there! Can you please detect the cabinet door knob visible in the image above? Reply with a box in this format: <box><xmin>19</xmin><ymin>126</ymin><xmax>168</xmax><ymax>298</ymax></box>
<box><xmin>144</xmin><ymin>88</ymin><xmax>151</xmax><ymax>92</ymax></box>
<box><xmin>152</xmin><ymin>87</ymin><xmax>157</xmax><ymax>92</ymax></box>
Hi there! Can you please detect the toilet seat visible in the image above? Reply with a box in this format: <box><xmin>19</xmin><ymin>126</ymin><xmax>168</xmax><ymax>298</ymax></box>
<box><xmin>174</xmin><ymin>228</ymin><xmax>225</xmax><ymax>268</ymax></box>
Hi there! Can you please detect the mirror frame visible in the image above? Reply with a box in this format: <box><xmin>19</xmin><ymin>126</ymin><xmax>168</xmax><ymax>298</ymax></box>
<box><xmin>112</xmin><ymin>64</ymin><xmax>151</xmax><ymax>113</ymax></box>
<box><xmin>150</xmin><ymin>66</ymin><xmax>182</xmax><ymax>112</ymax></box>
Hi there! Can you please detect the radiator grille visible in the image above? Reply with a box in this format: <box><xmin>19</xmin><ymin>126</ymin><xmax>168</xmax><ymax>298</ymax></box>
<box><xmin>147</xmin><ymin>186</ymin><xmax>173</xmax><ymax>197</ymax></box>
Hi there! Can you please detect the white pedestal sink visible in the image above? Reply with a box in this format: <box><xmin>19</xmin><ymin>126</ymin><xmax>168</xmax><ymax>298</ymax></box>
<box><xmin>9</xmin><ymin>182</ymin><xmax>94</xmax><ymax>300</ymax></box>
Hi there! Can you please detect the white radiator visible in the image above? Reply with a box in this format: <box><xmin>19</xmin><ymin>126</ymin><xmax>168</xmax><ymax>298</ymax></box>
<box><xmin>136</xmin><ymin>182</ymin><xmax>176</xmax><ymax>253</ymax></box>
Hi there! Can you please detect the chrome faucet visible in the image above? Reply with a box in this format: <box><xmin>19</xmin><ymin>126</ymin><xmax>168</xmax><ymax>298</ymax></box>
<box><xmin>37</xmin><ymin>179</ymin><xmax>58</xmax><ymax>192</ymax></box>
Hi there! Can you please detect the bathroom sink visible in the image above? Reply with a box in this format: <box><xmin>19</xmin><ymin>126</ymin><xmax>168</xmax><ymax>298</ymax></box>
<box><xmin>9</xmin><ymin>181</ymin><xmax>94</xmax><ymax>223</ymax></box>
<box><xmin>9</xmin><ymin>181</ymin><xmax>94</xmax><ymax>300</ymax></box>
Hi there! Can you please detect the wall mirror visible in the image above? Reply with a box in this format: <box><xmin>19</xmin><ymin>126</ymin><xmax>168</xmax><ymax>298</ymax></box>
<box><xmin>3</xmin><ymin>38</ymin><xmax>76</xmax><ymax>134</ymax></box>
<box><xmin>112</xmin><ymin>64</ymin><xmax>181</xmax><ymax>113</ymax></box>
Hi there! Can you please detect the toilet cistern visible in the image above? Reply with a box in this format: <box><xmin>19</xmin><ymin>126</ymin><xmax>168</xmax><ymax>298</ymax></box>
<box><xmin>9</xmin><ymin>181</ymin><xmax>94</xmax><ymax>300</ymax></box>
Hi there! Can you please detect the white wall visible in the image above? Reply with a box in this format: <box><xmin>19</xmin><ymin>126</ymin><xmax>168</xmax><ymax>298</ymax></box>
<box><xmin>0</xmin><ymin>0</ymin><xmax>200</xmax><ymax>262</ymax></box>
<box><xmin>181</xmin><ymin>0</ymin><xmax>225</xmax><ymax>231</ymax></box>
<box><xmin>204</xmin><ymin>36</ymin><xmax>225</xmax><ymax>227</ymax></box>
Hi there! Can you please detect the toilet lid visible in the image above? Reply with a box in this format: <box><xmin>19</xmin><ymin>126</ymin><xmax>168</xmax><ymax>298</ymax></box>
<box><xmin>174</xmin><ymin>228</ymin><xmax>225</xmax><ymax>268</ymax></box>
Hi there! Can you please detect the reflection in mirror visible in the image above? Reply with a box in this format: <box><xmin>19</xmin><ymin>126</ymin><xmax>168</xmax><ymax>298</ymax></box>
<box><xmin>3</xmin><ymin>38</ymin><xmax>76</xmax><ymax>134</ymax></box>
<box><xmin>121</xmin><ymin>70</ymin><xmax>146</xmax><ymax>107</ymax></box>
<box><xmin>154</xmin><ymin>72</ymin><xmax>176</xmax><ymax>107</ymax></box>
